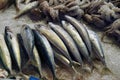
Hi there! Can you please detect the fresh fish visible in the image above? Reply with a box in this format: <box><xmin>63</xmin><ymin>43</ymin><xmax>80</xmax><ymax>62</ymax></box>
<box><xmin>0</xmin><ymin>34</ymin><xmax>12</xmax><ymax>73</ymax></box>
<box><xmin>49</xmin><ymin>22</ymin><xmax>82</xmax><ymax>65</ymax></box>
<box><xmin>53</xmin><ymin>49</ymin><xmax>71</xmax><ymax>67</ymax></box>
<box><xmin>36</xmin><ymin>24</ymin><xmax>72</xmax><ymax>64</ymax></box>
<box><xmin>33</xmin><ymin>46</ymin><xmax>42</xmax><ymax>78</ymax></box>
<box><xmin>62</xmin><ymin>21</ymin><xmax>93</xmax><ymax>65</ymax></box>
<box><xmin>87</xmin><ymin>29</ymin><xmax>105</xmax><ymax>65</ymax></box>
<box><xmin>4</xmin><ymin>26</ymin><xmax>21</xmax><ymax>71</ymax></box>
<box><xmin>14</xmin><ymin>1</ymin><xmax>39</xmax><ymax>19</ymax></box>
<box><xmin>33</xmin><ymin>30</ymin><xmax>57</xmax><ymax>80</ymax></box>
<box><xmin>20</xmin><ymin>24</ymin><xmax>34</xmax><ymax>60</ymax></box>
<box><xmin>65</xmin><ymin>15</ymin><xmax>92</xmax><ymax>56</ymax></box>
<box><xmin>88</xmin><ymin>29</ymin><xmax>112</xmax><ymax>75</ymax></box>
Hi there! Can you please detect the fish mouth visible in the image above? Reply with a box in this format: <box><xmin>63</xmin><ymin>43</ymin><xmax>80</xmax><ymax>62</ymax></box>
<box><xmin>5</xmin><ymin>26</ymin><xmax>12</xmax><ymax>33</ymax></box>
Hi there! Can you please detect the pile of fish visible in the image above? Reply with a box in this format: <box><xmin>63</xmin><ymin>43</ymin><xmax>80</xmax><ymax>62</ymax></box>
<box><xmin>0</xmin><ymin>15</ymin><xmax>111</xmax><ymax>80</ymax></box>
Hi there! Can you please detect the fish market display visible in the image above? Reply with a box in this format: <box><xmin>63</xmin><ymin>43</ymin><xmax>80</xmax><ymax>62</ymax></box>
<box><xmin>0</xmin><ymin>21</ymin><xmax>111</xmax><ymax>79</ymax></box>
<box><xmin>0</xmin><ymin>0</ymin><xmax>119</xmax><ymax>80</ymax></box>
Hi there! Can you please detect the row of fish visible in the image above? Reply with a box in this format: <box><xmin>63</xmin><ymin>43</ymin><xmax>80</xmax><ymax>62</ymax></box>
<box><xmin>0</xmin><ymin>15</ymin><xmax>110</xmax><ymax>80</ymax></box>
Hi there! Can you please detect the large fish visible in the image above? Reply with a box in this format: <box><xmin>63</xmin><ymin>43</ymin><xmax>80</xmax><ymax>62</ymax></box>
<box><xmin>33</xmin><ymin>30</ymin><xmax>57</xmax><ymax>80</ymax></box>
<box><xmin>36</xmin><ymin>24</ymin><xmax>72</xmax><ymax>64</ymax></box>
<box><xmin>49</xmin><ymin>22</ymin><xmax>82</xmax><ymax>65</ymax></box>
<box><xmin>20</xmin><ymin>25</ymin><xmax>34</xmax><ymax>60</ymax></box>
<box><xmin>0</xmin><ymin>34</ymin><xmax>12</xmax><ymax>74</ymax></box>
<box><xmin>4</xmin><ymin>26</ymin><xmax>21</xmax><ymax>71</ymax></box>
<box><xmin>62</xmin><ymin>21</ymin><xmax>93</xmax><ymax>65</ymax></box>
<box><xmin>65</xmin><ymin>15</ymin><xmax>92</xmax><ymax>56</ymax></box>
<box><xmin>14</xmin><ymin>1</ymin><xmax>39</xmax><ymax>19</ymax></box>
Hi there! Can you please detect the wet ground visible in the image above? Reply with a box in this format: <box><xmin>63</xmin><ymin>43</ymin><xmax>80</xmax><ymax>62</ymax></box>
<box><xmin>0</xmin><ymin>6</ymin><xmax>120</xmax><ymax>80</ymax></box>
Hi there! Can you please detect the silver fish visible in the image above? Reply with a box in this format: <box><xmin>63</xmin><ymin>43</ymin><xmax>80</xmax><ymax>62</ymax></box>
<box><xmin>4</xmin><ymin>26</ymin><xmax>21</xmax><ymax>71</ymax></box>
<box><xmin>33</xmin><ymin>30</ymin><xmax>57</xmax><ymax>80</ymax></box>
<box><xmin>61</xmin><ymin>21</ymin><xmax>93</xmax><ymax>65</ymax></box>
<box><xmin>88</xmin><ymin>29</ymin><xmax>105</xmax><ymax>65</ymax></box>
<box><xmin>65</xmin><ymin>15</ymin><xmax>92</xmax><ymax>56</ymax></box>
<box><xmin>0</xmin><ymin>34</ymin><xmax>12</xmax><ymax>73</ymax></box>
<box><xmin>36</xmin><ymin>24</ymin><xmax>72</xmax><ymax>64</ymax></box>
<box><xmin>14</xmin><ymin>1</ymin><xmax>39</xmax><ymax>19</ymax></box>
<box><xmin>49</xmin><ymin>22</ymin><xmax>82</xmax><ymax>65</ymax></box>
<box><xmin>21</xmin><ymin>25</ymin><xmax>34</xmax><ymax>60</ymax></box>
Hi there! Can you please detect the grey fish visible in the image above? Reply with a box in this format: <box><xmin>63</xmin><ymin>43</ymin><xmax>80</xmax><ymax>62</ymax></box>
<box><xmin>49</xmin><ymin>22</ymin><xmax>82</xmax><ymax>65</ymax></box>
<box><xmin>14</xmin><ymin>1</ymin><xmax>39</xmax><ymax>19</ymax></box>
<box><xmin>62</xmin><ymin>21</ymin><xmax>93</xmax><ymax>65</ymax></box>
<box><xmin>4</xmin><ymin>26</ymin><xmax>21</xmax><ymax>71</ymax></box>
<box><xmin>87</xmin><ymin>29</ymin><xmax>112</xmax><ymax>74</ymax></box>
<box><xmin>33</xmin><ymin>30</ymin><xmax>57</xmax><ymax>80</ymax></box>
<box><xmin>0</xmin><ymin>34</ymin><xmax>12</xmax><ymax>74</ymax></box>
<box><xmin>65</xmin><ymin>15</ymin><xmax>92</xmax><ymax>56</ymax></box>
<box><xmin>87</xmin><ymin>29</ymin><xmax>105</xmax><ymax>65</ymax></box>
<box><xmin>53</xmin><ymin>49</ymin><xmax>71</xmax><ymax>67</ymax></box>
<box><xmin>36</xmin><ymin>24</ymin><xmax>72</xmax><ymax>64</ymax></box>
<box><xmin>20</xmin><ymin>25</ymin><xmax>34</xmax><ymax>60</ymax></box>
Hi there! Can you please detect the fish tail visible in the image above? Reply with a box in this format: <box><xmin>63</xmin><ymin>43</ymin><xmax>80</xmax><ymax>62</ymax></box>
<box><xmin>53</xmin><ymin>76</ymin><xmax>59</xmax><ymax>80</ymax></box>
<box><xmin>101</xmin><ymin>66</ymin><xmax>113</xmax><ymax>75</ymax></box>
<box><xmin>18</xmin><ymin>72</ymin><xmax>29</xmax><ymax>80</ymax></box>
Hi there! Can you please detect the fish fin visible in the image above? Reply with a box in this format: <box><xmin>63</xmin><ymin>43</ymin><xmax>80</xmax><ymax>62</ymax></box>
<box><xmin>101</xmin><ymin>66</ymin><xmax>113</xmax><ymax>75</ymax></box>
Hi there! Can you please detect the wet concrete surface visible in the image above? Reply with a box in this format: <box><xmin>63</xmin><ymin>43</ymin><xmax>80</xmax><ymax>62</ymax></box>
<box><xmin>0</xmin><ymin>6</ymin><xmax>120</xmax><ymax>80</ymax></box>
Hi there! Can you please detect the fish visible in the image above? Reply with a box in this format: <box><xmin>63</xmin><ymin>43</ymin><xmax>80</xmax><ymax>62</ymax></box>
<box><xmin>0</xmin><ymin>34</ymin><xmax>12</xmax><ymax>74</ymax></box>
<box><xmin>32</xmin><ymin>46</ymin><xmax>43</xmax><ymax>78</ymax></box>
<box><xmin>33</xmin><ymin>30</ymin><xmax>57</xmax><ymax>80</ymax></box>
<box><xmin>53</xmin><ymin>48</ymin><xmax>80</xmax><ymax>68</ymax></box>
<box><xmin>87</xmin><ymin>29</ymin><xmax>112</xmax><ymax>75</ymax></box>
<box><xmin>17</xmin><ymin>34</ymin><xmax>43</xmax><ymax>79</ymax></box>
<box><xmin>65</xmin><ymin>15</ymin><xmax>92</xmax><ymax>56</ymax></box>
<box><xmin>20</xmin><ymin>24</ymin><xmax>34</xmax><ymax>60</ymax></box>
<box><xmin>14</xmin><ymin>1</ymin><xmax>39</xmax><ymax>19</ymax></box>
<box><xmin>87</xmin><ymin>29</ymin><xmax>105</xmax><ymax>65</ymax></box>
<box><xmin>4</xmin><ymin>26</ymin><xmax>21</xmax><ymax>71</ymax></box>
<box><xmin>61</xmin><ymin>21</ymin><xmax>93</xmax><ymax>66</ymax></box>
<box><xmin>36</xmin><ymin>24</ymin><xmax>72</xmax><ymax>64</ymax></box>
<box><xmin>49</xmin><ymin>22</ymin><xmax>82</xmax><ymax>65</ymax></box>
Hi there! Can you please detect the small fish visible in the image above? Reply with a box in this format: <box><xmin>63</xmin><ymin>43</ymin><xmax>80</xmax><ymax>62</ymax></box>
<box><xmin>14</xmin><ymin>1</ymin><xmax>39</xmax><ymax>19</ymax></box>
<box><xmin>0</xmin><ymin>34</ymin><xmax>12</xmax><ymax>74</ymax></box>
<box><xmin>33</xmin><ymin>30</ymin><xmax>57</xmax><ymax>80</ymax></box>
<box><xmin>36</xmin><ymin>24</ymin><xmax>72</xmax><ymax>64</ymax></box>
<box><xmin>33</xmin><ymin>46</ymin><xmax>43</xmax><ymax>78</ymax></box>
<box><xmin>4</xmin><ymin>26</ymin><xmax>21</xmax><ymax>71</ymax></box>
<box><xmin>61</xmin><ymin>21</ymin><xmax>93</xmax><ymax>66</ymax></box>
<box><xmin>88</xmin><ymin>29</ymin><xmax>112</xmax><ymax>75</ymax></box>
<box><xmin>87</xmin><ymin>29</ymin><xmax>105</xmax><ymax>65</ymax></box>
<box><xmin>20</xmin><ymin>24</ymin><xmax>34</xmax><ymax>60</ymax></box>
<box><xmin>65</xmin><ymin>15</ymin><xmax>92</xmax><ymax>56</ymax></box>
<box><xmin>49</xmin><ymin>22</ymin><xmax>82</xmax><ymax>65</ymax></box>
